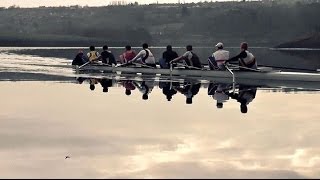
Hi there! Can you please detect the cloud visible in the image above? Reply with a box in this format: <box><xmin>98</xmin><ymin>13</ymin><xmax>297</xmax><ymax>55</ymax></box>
<box><xmin>109</xmin><ymin>161</ymin><xmax>308</xmax><ymax>179</ymax></box>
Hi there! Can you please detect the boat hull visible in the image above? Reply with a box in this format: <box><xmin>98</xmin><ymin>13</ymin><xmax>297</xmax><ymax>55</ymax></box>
<box><xmin>78</xmin><ymin>65</ymin><xmax>320</xmax><ymax>82</ymax></box>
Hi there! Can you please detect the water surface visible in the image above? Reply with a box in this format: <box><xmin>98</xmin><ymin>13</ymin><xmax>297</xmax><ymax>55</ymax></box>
<box><xmin>0</xmin><ymin>47</ymin><xmax>320</xmax><ymax>178</ymax></box>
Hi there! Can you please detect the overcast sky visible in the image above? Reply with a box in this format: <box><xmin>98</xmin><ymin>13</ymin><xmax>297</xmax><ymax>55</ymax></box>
<box><xmin>0</xmin><ymin>0</ymin><xmax>239</xmax><ymax>8</ymax></box>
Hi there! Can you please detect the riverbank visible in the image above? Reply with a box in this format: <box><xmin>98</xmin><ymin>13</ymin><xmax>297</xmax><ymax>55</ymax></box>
<box><xmin>275</xmin><ymin>33</ymin><xmax>320</xmax><ymax>49</ymax></box>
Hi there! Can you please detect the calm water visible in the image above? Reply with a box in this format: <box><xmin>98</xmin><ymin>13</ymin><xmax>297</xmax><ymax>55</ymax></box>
<box><xmin>1</xmin><ymin>47</ymin><xmax>320</xmax><ymax>178</ymax></box>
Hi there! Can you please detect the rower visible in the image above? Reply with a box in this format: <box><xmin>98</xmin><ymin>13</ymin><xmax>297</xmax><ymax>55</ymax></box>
<box><xmin>72</xmin><ymin>50</ymin><xmax>87</xmax><ymax>66</ymax></box>
<box><xmin>160</xmin><ymin>45</ymin><xmax>178</xmax><ymax>69</ymax></box>
<box><xmin>128</xmin><ymin>43</ymin><xmax>156</xmax><ymax>68</ymax></box>
<box><xmin>119</xmin><ymin>45</ymin><xmax>136</xmax><ymax>64</ymax></box>
<box><xmin>209</xmin><ymin>42</ymin><xmax>230</xmax><ymax>70</ymax></box>
<box><xmin>226</xmin><ymin>42</ymin><xmax>257</xmax><ymax>70</ymax></box>
<box><xmin>87</xmin><ymin>46</ymin><xmax>100</xmax><ymax>63</ymax></box>
<box><xmin>170</xmin><ymin>45</ymin><xmax>202</xmax><ymax>69</ymax></box>
<box><xmin>92</xmin><ymin>45</ymin><xmax>117</xmax><ymax>65</ymax></box>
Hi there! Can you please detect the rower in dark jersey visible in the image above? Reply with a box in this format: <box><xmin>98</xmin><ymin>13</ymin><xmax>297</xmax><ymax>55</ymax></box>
<box><xmin>160</xmin><ymin>45</ymin><xmax>178</xmax><ymax>69</ymax></box>
<box><xmin>72</xmin><ymin>50</ymin><xmax>87</xmax><ymax>65</ymax></box>
<box><xmin>92</xmin><ymin>45</ymin><xmax>117</xmax><ymax>65</ymax></box>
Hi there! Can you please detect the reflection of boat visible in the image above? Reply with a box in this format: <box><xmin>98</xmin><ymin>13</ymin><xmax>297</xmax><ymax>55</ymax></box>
<box><xmin>75</xmin><ymin>64</ymin><xmax>320</xmax><ymax>90</ymax></box>
<box><xmin>77</xmin><ymin>64</ymin><xmax>320</xmax><ymax>82</ymax></box>
<box><xmin>78</xmin><ymin>75</ymin><xmax>320</xmax><ymax>113</ymax></box>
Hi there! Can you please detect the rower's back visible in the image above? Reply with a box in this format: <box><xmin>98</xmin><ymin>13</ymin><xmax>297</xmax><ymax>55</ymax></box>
<box><xmin>87</xmin><ymin>46</ymin><xmax>99</xmax><ymax>62</ymax></box>
<box><xmin>183</xmin><ymin>45</ymin><xmax>202</xmax><ymax>68</ymax></box>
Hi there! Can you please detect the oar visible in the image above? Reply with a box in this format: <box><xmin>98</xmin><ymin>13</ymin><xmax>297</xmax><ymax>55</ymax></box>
<box><xmin>132</xmin><ymin>62</ymin><xmax>155</xmax><ymax>69</ymax></box>
<box><xmin>75</xmin><ymin>61</ymin><xmax>90</xmax><ymax>73</ymax></box>
<box><xmin>78</xmin><ymin>61</ymin><xmax>91</xmax><ymax>69</ymax></box>
<box><xmin>227</xmin><ymin>64</ymin><xmax>261</xmax><ymax>72</ymax></box>
<box><xmin>116</xmin><ymin>62</ymin><xmax>132</xmax><ymax>68</ymax></box>
<box><xmin>175</xmin><ymin>63</ymin><xmax>203</xmax><ymax>70</ymax></box>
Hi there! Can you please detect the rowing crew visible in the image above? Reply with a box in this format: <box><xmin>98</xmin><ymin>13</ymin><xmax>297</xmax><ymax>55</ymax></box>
<box><xmin>72</xmin><ymin>42</ymin><xmax>257</xmax><ymax>70</ymax></box>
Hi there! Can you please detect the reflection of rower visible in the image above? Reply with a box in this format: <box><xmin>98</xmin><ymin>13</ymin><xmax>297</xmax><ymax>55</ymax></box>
<box><xmin>133</xmin><ymin>80</ymin><xmax>155</xmax><ymax>100</ymax></box>
<box><xmin>227</xmin><ymin>85</ymin><xmax>257</xmax><ymax>113</ymax></box>
<box><xmin>159</xmin><ymin>81</ymin><xmax>178</xmax><ymax>101</ymax></box>
<box><xmin>208</xmin><ymin>82</ymin><xmax>232</xmax><ymax>109</ymax></box>
<box><xmin>89</xmin><ymin>78</ymin><xmax>99</xmax><ymax>91</ymax></box>
<box><xmin>122</xmin><ymin>80</ymin><xmax>136</xmax><ymax>96</ymax></box>
<box><xmin>99</xmin><ymin>78</ymin><xmax>113</xmax><ymax>93</ymax></box>
<box><xmin>174</xmin><ymin>81</ymin><xmax>201</xmax><ymax>104</ymax></box>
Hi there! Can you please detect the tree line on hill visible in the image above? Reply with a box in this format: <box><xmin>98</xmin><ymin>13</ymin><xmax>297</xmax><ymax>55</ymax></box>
<box><xmin>0</xmin><ymin>0</ymin><xmax>319</xmax><ymax>47</ymax></box>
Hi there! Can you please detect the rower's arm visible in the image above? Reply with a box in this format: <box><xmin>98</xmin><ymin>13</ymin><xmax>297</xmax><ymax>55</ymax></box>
<box><xmin>129</xmin><ymin>50</ymin><xmax>144</xmax><ymax>63</ymax></box>
<box><xmin>227</xmin><ymin>51</ymin><xmax>247</xmax><ymax>62</ymax></box>
<box><xmin>170</xmin><ymin>56</ymin><xmax>184</xmax><ymax>64</ymax></box>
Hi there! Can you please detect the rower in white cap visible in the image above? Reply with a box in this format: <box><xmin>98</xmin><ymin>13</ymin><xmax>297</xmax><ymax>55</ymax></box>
<box><xmin>209</xmin><ymin>42</ymin><xmax>230</xmax><ymax>70</ymax></box>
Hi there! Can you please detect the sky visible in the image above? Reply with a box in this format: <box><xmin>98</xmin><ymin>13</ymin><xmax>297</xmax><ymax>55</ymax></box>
<box><xmin>0</xmin><ymin>0</ymin><xmax>238</xmax><ymax>8</ymax></box>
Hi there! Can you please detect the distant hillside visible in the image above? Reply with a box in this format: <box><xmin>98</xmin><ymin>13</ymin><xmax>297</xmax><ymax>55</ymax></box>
<box><xmin>275</xmin><ymin>33</ymin><xmax>320</xmax><ymax>48</ymax></box>
<box><xmin>0</xmin><ymin>1</ymin><xmax>320</xmax><ymax>47</ymax></box>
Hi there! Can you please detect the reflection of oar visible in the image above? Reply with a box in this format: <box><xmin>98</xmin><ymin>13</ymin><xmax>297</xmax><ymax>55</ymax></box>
<box><xmin>170</xmin><ymin>63</ymin><xmax>173</xmax><ymax>90</ymax></box>
<box><xmin>225</xmin><ymin>63</ymin><xmax>235</xmax><ymax>94</ymax></box>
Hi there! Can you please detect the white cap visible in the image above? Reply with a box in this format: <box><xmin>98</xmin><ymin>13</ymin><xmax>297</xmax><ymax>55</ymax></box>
<box><xmin>215</xmin><ymin>42</ymin><xmax>224</xmax><ymax>48</ymax></box>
